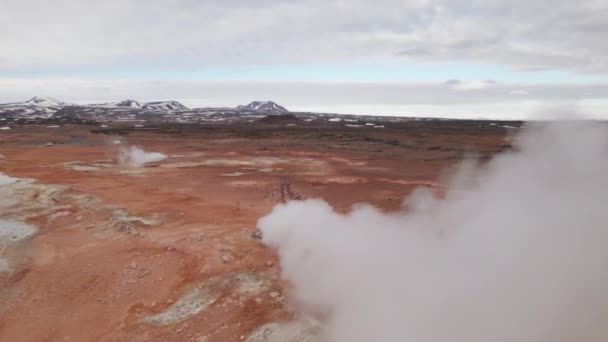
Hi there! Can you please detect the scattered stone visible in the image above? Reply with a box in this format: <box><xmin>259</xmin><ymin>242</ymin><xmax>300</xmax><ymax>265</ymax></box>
<box><xmin>116</xmin><ymin>221</ymin><xmax>138</xmax><ymax>235</ymax></box>
<box><xmin>251</xmin><ymin>229</ymin><xmax>263</xmax><ymax>240</ymax></box>
<box><xmin>236</xmin><ymin>272</ymin><xmax>270</xmax><ymax>296</ymax></box>
<box><xmin>193</xmin><ymin>233</ymin><xmax>206</xmax><ymax>241</ymax></box>
<box><xmin>221</xmin><ymin>254</ymin><xmax>233</xmax><ymax>264</ymax></box>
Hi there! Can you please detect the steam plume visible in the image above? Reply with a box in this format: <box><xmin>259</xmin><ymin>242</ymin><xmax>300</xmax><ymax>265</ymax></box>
<box><xmin>118</xmin><ymin>146</ymin><xmax>166</xmax><ymax>167</ymax></box>
<box><xmin>259</xmin><ymin>122</ymin><xmax>608</xmax><ymax>342</ymax></box>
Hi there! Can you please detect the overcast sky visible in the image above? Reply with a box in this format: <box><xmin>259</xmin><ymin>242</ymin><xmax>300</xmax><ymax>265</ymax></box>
<box><xmin>1</xmin><ymin>0</ymin><xmax>607</xmax><ymax>118</ymax></box>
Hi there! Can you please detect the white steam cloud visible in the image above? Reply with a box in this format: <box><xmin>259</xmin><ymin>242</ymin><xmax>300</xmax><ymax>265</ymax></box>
<box><xmin>118</xmin><ymin>146</ymin><xmax>167</xmax><ymax>167</ymax></box>
<box><xmin>259</xmin><ymin>122</ymin><xmax>608</xmax><ymax>342</ymax></box>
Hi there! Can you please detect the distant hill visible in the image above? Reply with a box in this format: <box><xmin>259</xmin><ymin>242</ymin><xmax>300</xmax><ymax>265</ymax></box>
<box><xmin>88</xmin><ymin>99</ymin><xmax>189</xmax><ymax>111</ymax></box>
<box><xmin>237</xmin><ymin>101</ymin><xmax>288</xmax><ymax>113</ymax></box>
<box><xmin>114</xmin><ymin>99</ymin><xmax>143</xmax><ymax>108</ymax></box>
<box><xmin>0</xmin><ymin>97</ymin><xmax>70</xmax><ymax>119</ymax></box>
<box><xmin>0</xmin><ymin>97</ymin><xmax>191</xmax><ymax>120</ymax></box>
<box><xmin>141</xmin><ymin>101</ymin><xmax>189</xmax><ymax>111</ymax></box>
<box><xmin>20</xmin><ymin>96</ymin><xmax>70</xmax><ymax>107</ymax></box>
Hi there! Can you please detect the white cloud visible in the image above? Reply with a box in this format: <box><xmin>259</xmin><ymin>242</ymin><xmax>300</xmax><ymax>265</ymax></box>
<box><xmin>510</xmin><ymin>89</ymin><xmax>530</xmax><ymax>96</ymax></box>
<box><xmin>447</xmin><ymin>80</ymin><xmax>497</xmax><ymax>91</ymax></box>
<box><xmin>0</xmin><ymin>0</ymin><xmax>607</xmax><ymax>72</ymax></box>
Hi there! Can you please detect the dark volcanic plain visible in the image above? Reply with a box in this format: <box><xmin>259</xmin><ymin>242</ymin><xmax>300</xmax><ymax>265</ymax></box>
<box><xmin>0</xmin><ymin>119</ymin><xmax>516</xmax><ymax>341</ymax></box>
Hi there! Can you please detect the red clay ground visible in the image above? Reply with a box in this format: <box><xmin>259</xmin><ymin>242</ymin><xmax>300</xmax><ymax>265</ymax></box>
<box><xmin>0</xmin><ymin>122</ymin><xmax>511</xmax><ymax>341</ymax></box>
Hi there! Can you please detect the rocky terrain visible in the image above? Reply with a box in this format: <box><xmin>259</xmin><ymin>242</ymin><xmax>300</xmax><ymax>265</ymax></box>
<box><xmin>0</xmin><ymin>120</ymin><xmax>513</xmax><ymax>341</ymax></box>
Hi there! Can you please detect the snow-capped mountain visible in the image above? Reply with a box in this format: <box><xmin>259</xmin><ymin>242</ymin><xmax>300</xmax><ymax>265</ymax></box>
<box><xmin>115</xmin><ymin>99</ymin><xmax>143</xmax><ymax>108</ymax></box>
<box><xmin>237</xmin><ymin>101</ymin><xmax>288</xmax><ymax>113</ymax></box>
<box><xmin>0</xmin><ymin>97</ymin><xmax>296</xmax><ymax>123</ymax></box>
<box><xmin>87</xmin><ymin>99</ymin><xmax>143</xmax><ymax>108</ymax></box>
<box><xmin>87</xmin><ymin>99</ymin><xmax>188</xmax><ymax>111</ymax></box>
<box><xmin>22</xmin><ymin>96</ymin><xmax>70</xmax><ymax>107</ymax></box>
<box><xmin>142</xmin><ymin>101</ymin><xmax>189</xmax><ymax>111</ymax></box>
<box><xmin>0</xmin><ymin>97</ymin><xmax>71</xmax><ymax>119</ymax></box>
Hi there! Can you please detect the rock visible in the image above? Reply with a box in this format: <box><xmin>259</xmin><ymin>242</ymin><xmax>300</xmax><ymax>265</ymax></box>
<box><xmin>221</xmin><ymin>255</ymin><xmax>233</xmax><ymax>264</ymax></box>
<box><xmin>265</xmin><ymin>260</ymin><xmax>274</xmax><ymax>268</ymax></box>
<box><xmin>251</xmin><ymin>229</ymin><xmax>263</xmax><ymax>240</ymax></box>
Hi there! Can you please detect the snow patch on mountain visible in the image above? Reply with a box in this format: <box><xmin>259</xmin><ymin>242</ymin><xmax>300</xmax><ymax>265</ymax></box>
<box><xmin>142</xmin><ymin>101</ymin><xmax>189</xmax><ymax>111</ymax></box>
<box><xmin>87</xmin><ymin>99</ymin><xmax>189</xmax><ymax>111</ymax></box>
<box><xmin>115</xmin><ymin>99</ymin><xmax>143</xmax><ymax>108</ymax></box>
<box><xmin>2</xmin><ymin>96</ymin><xmax>70</xmax><ymax>108</ymax></box>
<box><xmin>22</xmin><ymin>96</ymin><xmax>70</xmax><ymax>107</ymax></box>
<box><xmin>237</xmin><ymin>101</ymin><xmax>288</xmax><ymax>113</ymax></box>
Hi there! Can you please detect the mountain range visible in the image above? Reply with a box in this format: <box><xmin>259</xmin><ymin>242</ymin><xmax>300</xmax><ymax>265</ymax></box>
<box><xmin>87</xmin><ymin>99</ymin><xmax>190</xmax><ymax>111</ymax></box>
<box><xmin>0</xmin><ymin>97</ymin><xmax>290</xmax><ymax>122</ymax></box>
<box><xmin>0</xmin><ymin>96</ymin><xmax>442</xmax><ymax>125</ymax></box>
<box><xmin>237</xmin><ymin>101</ymin><xmax>288</xmax><ymax>113</ymax></box>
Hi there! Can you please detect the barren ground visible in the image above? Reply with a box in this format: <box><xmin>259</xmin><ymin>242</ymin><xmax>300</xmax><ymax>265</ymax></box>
<box><xmin>0</xmin><ymin>121</ymin><xmax>512</xmax><ymax>341</ymax></box>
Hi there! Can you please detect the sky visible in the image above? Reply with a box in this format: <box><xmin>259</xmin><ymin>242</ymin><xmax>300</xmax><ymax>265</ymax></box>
<box><xmin>1</xmin><ymin>0</ymin><xmax>608</xmax><ymax>119</ymax></box>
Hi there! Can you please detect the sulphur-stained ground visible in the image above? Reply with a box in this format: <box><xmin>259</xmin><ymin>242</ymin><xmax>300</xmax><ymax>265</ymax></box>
<box><xmin>0</xmin><ymin>121</ymin><xmax>512</xmax><ymax>341</ymax></box>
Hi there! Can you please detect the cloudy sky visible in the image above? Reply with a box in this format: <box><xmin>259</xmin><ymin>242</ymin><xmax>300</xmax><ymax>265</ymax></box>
<box><xmin>1</xmin><ymin>0</ymin><xmax>607</xmax><ymax>118</ymax></box>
